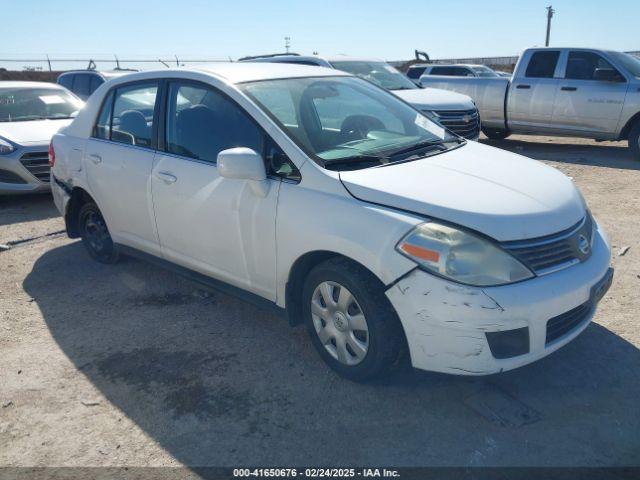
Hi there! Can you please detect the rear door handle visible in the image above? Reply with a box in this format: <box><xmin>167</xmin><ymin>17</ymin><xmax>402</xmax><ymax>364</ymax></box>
<box><xmin>156</xmin><ymin>171</ymin><xmax>177</xmax><ymax>184</ymax></box>
<box><xmin>561</xmin><ymin>86</ymin><xmax>577</xmax><ymax>91</ymax></box>
<box><xmin>516</xmin><ymin>84</ymin><xmax>531</xmax><ymax>89</ymax></box>
<box><xmin>88</xmin><ymin>153</ymin><xmax>102</xmax><ymax>164</ymax></box>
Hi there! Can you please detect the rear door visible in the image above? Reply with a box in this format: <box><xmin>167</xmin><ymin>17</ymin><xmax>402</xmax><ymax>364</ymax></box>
<box><xmin>551</xmin><ymin>50</ymin><xmax>628</xmax><ymax>136</ymax></box>
<box><xmin>84</xmin><ymin>81</ymin><xmax>162</xmax><ymax>255</ymax></box>
<box><xmin>508</xmin><ymin>50</ymin><xmax>561</xmax><ymax>130</ymax></box>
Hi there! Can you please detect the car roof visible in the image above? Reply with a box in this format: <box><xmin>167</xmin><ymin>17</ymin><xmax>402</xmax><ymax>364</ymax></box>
<box><xmin>0</xmin><ymin>81</ymin><xmax>68</xmax><ymax>90</ymax></box>
<box><xmin>58</xmin><ymin>70</ymin><xmax>134</xmax><ymax>78</ymax></box>
<box><xmin>188</xmin><ymin>62</ymin><xmax>349</xmax><ymax>83</ymax></box>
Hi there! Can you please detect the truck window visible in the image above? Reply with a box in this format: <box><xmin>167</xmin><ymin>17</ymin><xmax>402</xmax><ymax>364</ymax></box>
<box><xmin>525</xmin><ymin>51</ymin><xmax>560</xmax><ymax>78</ymax></box>
<box><xmin>89</xmin><ymin>75</ymin><xmax>104</xmax><ymax>95</ymax></box>
<box><xmin>566</xmin><ymin>52</ymin><xmax>621</xmax><ymax>80</ymax></box>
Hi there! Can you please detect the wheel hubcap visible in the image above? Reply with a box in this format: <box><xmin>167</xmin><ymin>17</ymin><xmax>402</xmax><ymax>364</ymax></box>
<box><xmin>311</xmin><ymin>281</ymin><xmax>369</xmax><ymax>366</ymax></box>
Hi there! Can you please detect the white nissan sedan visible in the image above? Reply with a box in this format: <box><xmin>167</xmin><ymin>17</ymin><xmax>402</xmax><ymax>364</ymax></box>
<box><xmin>50</xmin><ymin>64</ymin><xmax>612</xmax><ymax>381</ymax></box>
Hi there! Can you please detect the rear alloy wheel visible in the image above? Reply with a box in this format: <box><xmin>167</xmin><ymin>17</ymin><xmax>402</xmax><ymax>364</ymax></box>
<box><xmin>628</xmin><ymin>121</ymin><xmax>640</xmax><ymax>161</ymax></box>
<box><xmin>302</xmin><ymin>258</ymin><xmax>406</xmax><ymax>381</ymax></box>
<box><xmin>482</xmin><ymin>127</ymin><xmax>511</xmax><ymax>141</ymax></box>
<box><xmin>79</xmin><ymin>202</ymin><xmax>120</xmax><ymax>264</ymax></box>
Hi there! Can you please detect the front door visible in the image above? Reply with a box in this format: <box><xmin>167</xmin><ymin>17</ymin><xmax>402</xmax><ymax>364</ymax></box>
<box><xmin>151</xmin><ymin>81</ymin><xmax>280</xmax><ymax>300</ymax></box>
<box><xmin>551</xmin><ymin>50</ymin><xmax>628</xmax><ymax>136</ymax></box>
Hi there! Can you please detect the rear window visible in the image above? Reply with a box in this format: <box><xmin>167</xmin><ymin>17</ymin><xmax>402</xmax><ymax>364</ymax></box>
<box><xmin>525</xmin><ymin>51</ymin><xmax>560</xmax><ymax>78</ymax></box>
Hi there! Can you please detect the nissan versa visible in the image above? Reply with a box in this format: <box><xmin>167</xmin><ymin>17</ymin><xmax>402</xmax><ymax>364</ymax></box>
<box><xmin>50</xmin><ymin>63</ymin><xmax>613</xmax><ymax>380</ymax></box>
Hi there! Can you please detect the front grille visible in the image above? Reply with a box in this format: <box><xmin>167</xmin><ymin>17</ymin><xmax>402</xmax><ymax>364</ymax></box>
<box><xmin>19</xmin><ymin>151</ymin><xmax>50</xmax><ymax>183</ymax></box>
<box><xmin>502</xmin><ymin>213</ymin><xmax>594</xmax><ymax>275</ymax></box>
<box><xmin>0</xmin><ymin>168</ymin><xmax>28</xmax><ymax>184</ymax></box>
<box><xmin>431</xmin><ymin>108</ymin><xmax>480</xmax><ymax>139</ymax></box>
<box><xmin>546</xmin><ymin>301</ymin><xmax>593</xmax><ymax>345</ymax></box>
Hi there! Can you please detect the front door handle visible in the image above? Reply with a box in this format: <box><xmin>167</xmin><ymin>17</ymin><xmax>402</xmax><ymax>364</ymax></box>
<box><xmin>516</xmin><ymin>84</ymin><xmax>531</xmax><ymax>89</ymax></box>
<box><xmin>88</xmin><ymin>153</ymin><xmax>102</xmax><ymax>164</ymax></box>
<box><xmin>156</xmin><ymin>171</ymin><xmax>177</xmax><ymax>184</ymax></box>
<box><xmin>561</xmin><ymin>86</ymin><xmax>577</xmax><ymax>91</ymax></box>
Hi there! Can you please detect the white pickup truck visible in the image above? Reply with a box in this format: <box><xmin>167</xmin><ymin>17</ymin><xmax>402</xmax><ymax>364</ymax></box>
<box><xmin>418</xmin><ymin>47</ymin><xmax>640</xmax><ymax>159</ymax></box>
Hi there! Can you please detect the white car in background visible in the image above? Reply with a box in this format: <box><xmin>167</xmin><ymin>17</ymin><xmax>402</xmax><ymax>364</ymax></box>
<box><xmin>50</xmin><ymin>64</ymin><xmax>612</xmax><ymax>381</ymax></box>
<box><xmin>0</xmin><ymin>82</ymin><xmax>83</xmax><ymax>194</ymax></box>
<box><xmin>240</xmin><ymin>54</ymin><xmax>481</xmax><ymax>140</ymax></box>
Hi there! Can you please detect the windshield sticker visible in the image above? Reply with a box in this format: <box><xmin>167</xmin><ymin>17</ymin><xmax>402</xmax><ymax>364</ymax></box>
<box><xmin>415</xmin><ymin>113</ymin><xmax>445</xmax><ymax>138</ymax></box>
<box><xmin>39</xmin><ymin>95</ymin><xmax>66</xmax><ymax>105</ymax></box>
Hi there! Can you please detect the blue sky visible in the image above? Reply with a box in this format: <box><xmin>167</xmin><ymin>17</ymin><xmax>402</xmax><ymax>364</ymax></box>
<box><xmin>2</xmin><ymin>0</ymin><xmax>638</xmax><ymax>70</ymax></box>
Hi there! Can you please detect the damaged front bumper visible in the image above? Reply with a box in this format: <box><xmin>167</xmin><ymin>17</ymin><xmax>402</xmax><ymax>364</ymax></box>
<box><xmin>386</xmin><ymin>226</ymin><xmax>612</xmax><ymax>375</ymax></box>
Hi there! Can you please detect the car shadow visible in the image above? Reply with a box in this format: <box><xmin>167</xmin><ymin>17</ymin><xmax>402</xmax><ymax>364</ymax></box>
<box><xmin>0</xmin><ymin>193</ymin><xmax>59</xmax><ymax>227</ymax></box>
<box><xmin>480</xmin><ymin>137</ymin><xmax>639</xmax><ymax>170</ymax></box>
<box><xmin>24</xmin><ymin>242</ymin><xmax>640</xmax><ymax>467</ymax></box>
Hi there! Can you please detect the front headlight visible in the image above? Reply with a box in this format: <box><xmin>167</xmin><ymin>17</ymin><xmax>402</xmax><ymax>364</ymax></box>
<box><xmin>396</xmin><ymin>222</ymin><xmax>534</xmax><ymax>287</ymax></box>
<box><xmin>0</xmin><ymin>137</ymin><xmax>15</xmax><ymax>155</ymax></box>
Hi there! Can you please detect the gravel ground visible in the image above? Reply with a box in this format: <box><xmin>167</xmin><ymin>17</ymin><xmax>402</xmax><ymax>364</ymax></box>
<box><xmin>1</xmin><ymin>135</ymin><xmax>639</xmax><ymax>468</ymax></box>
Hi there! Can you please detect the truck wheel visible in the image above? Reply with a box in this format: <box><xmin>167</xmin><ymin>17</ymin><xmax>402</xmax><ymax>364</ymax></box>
<box><xmin>302</xmin><ymin>257</ymin><xmax>406</xmax><ymax>381</ymax></box>
<box><xmin>79</xmin><ymin>202</ymin><xmax>120</xmax><ymax>264</ymax></box>
<box><xmin>628</xmin><ymin>121</ymin><xmax>640</xmax><ymax>161</ymax></box>
<box><xmin>482</xmin><ymin>127</ymin><xmax>511</xmax><ymax>140</ymax></box>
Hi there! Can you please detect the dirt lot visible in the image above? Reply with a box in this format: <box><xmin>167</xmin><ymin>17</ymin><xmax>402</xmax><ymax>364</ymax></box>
<box><xmin>1</xmin><ymin>135</ymin><xmax>639</xmax><ymax>468</ymax></box>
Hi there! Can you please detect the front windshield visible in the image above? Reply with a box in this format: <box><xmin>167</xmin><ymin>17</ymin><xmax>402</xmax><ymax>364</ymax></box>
<box><xmin>330</xmin><ymin>61</ymin><xmax>417</xmax><ymax>91</ymax></box>
<box><xmin>241</xmin><ymin>76</ymin><xmax>460</xmax><ymax>171</ymax></box>
<box><xmin>608</xmin><ymin>52</ymin><xmax>640</xmax><ymax>78</ymax></box>
<box><xmin>0</xmin><ymin>87</ymin><xmax>83</xmax><ymax>122</ymax></box>
<box><xmin>471</xmin><ymin>66</ymin><xmax>499</xmax><ymax>77</ymax></box>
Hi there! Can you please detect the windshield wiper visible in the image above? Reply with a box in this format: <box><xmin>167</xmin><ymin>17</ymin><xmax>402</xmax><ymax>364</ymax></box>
<box><xmin>322</xmin><ymin>154</ymin><xmax>391</xmax><ymax>169</ymax></box>
<box><xmin>388</xmin><ymin>138</ymin><xmax>462</xmax><ymax>158</ymax></box>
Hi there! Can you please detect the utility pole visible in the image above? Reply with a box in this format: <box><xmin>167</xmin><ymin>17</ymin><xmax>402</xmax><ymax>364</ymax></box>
<box><xmin>284</xmin><ymin>36</ymin><xmax>291</xmax><ymax>54</ymax></box>
<box><xmin>545</xmin><ymin>5</ymin><xmax>555</xmax><ymax>47</ymax></box>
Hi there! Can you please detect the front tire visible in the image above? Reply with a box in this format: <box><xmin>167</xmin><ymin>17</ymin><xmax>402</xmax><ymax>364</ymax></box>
<box><xmin>79</xmin><ymin>202</ymin><xmax>120</xmax><ymax>264</ymax></box>
<box><xmin>482</xmin><ymin>127</ymin><xmax>511</xmax><ymax>141</ymax></box>
<box><xmin>628</xmin><ymin>121</ymin><xmax>640</xmax><ymax>161</ymax></box>
<box><xmin>302</xmin><ymin>258</ymin><xmax>406</xmax><ymax>381</ymax></box>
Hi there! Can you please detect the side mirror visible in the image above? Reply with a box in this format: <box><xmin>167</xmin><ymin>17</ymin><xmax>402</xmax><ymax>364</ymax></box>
<box><xmin>593</xmin><ymin>68</ymin><xmax>622</xmax><ymax>82</ymax></box>
<box><xmin>217</xmin><ymin>147</ymin><xmax>269</xmax><ymax>197</ymax></box>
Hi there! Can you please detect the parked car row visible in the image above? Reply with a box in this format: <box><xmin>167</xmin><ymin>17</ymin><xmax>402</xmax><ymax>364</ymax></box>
<box><xmin>415</xmin><ymin>47</ymin><xmax>640</xmax><ymax>159</ymax></box>
<box><xmin>48</xmin><ymin>62</ymin><xmax>612</xmax><ymax>380</ymax></box>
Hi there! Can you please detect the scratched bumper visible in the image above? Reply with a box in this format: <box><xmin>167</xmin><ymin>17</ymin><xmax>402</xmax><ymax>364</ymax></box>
<box><xmin>385</xmin><ymin>224</ymin><xmax>611</xmax><ymax>375</ymax></box>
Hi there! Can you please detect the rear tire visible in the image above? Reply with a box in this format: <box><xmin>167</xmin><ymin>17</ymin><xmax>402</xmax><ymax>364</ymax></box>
<box><xmin>628</xmin><ymin>121</ymin><xmax>640</xmax><ymax>161</ymax></box>
<box><xmin>302</xmin><ymin>258</ymin><xmax>406</xmax><ymax>382</ymax></box>
<box><xmin>78</xmin><ymin>202</ymin><xmax>120</xmax><ymax>264</ymax></box>
<box><xmin>482</xmin><ymin>127</ymin><xmax>511</xmax><ymax>141</ymax></box>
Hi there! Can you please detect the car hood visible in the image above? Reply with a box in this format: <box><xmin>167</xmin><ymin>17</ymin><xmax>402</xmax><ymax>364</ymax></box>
<box><xmin>339</xmin><ymin>141</ymin><xmax>585</xmax><ymax>242</ymax></box>
<box><xmin>0</xmin><ymin>119</ymin><xmax>73</xmax><ymax>145</ymax></box>
<box><xmin>392</xmin><ymin>87</ymin><xmax>475</xmax><ymax>111</ymax></box>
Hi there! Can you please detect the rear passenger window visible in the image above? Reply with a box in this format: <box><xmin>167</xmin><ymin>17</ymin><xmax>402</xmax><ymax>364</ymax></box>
<box><xmin>93</xmin><ymin>91</ymin><xmax>114</xmax><ymax>140</ymax></box>
<box><xmin>111</xmin><ymin>83</ymin><xmax>158</xmax><ymax>148</ymax></box>
<box><xmin>525</xmin><ymin>51</ymin><xmax>560</xmax><ymax>78</ymax></box>
<box><xmin>165</xmin><ymin>82</ymin><xmax>262</xmax><ymax>163</ymax></box>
